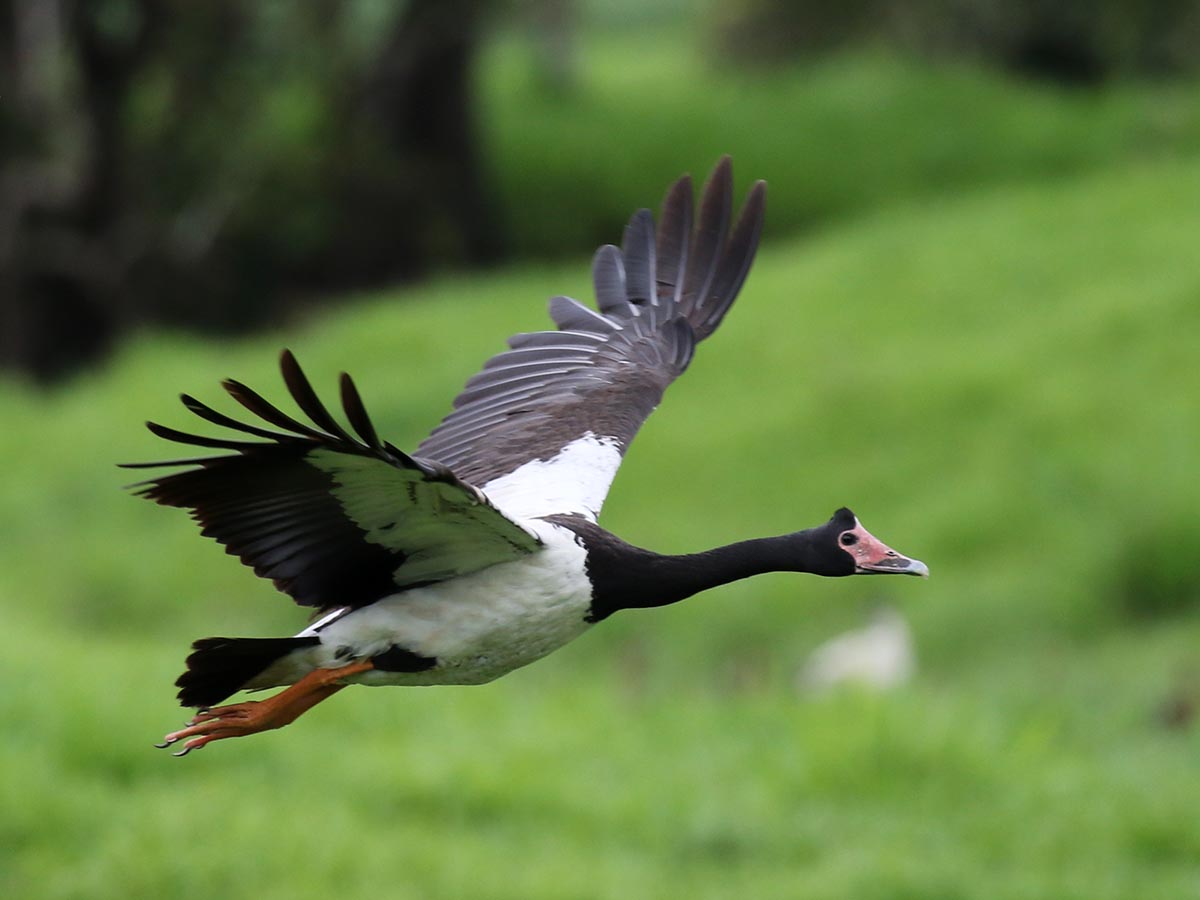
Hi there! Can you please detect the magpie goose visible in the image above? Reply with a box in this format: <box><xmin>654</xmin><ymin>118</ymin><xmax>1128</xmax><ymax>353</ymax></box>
<box><xmin>127</xmin><ymin>157</ymin><xmax>928</xmax><ymax>756</ymax></box>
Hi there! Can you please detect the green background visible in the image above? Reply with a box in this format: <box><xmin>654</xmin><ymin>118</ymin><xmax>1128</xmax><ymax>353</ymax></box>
<box><xmin>3</xmin><ymin>24</ymin><xmax>1199</xmax><ymax>900</ymax></box>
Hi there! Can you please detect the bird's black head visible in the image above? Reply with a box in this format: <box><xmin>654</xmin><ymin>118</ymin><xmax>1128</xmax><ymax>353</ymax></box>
<box><xmin>811</xmin><ymin>507</ymin><xmax>929</xmax><ymax>577</ymax></box>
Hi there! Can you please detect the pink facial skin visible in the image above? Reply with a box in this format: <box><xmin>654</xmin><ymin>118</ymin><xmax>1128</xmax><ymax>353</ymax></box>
<box><xmin>840</xmin><ymin>518</ymin><xmax>929</xmax><ymax>577</ymax></box>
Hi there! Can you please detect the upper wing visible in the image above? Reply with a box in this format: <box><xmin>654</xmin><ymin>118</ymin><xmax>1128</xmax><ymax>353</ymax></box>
<box><xmin>123</xmin><ymin>351</ymin><xmax>541</xmax><ymax>612</ymax></box>
<box><xmin>416</xmin><ymin>157</ymin><xmax>766</xmax><ymax>521</ymax></box>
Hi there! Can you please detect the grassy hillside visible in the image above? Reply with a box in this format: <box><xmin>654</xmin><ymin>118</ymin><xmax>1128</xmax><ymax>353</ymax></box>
<box><xmin>482</xmin><ymin>35</ymin><xmax>1200</xmax><ymax>257</ymax></box>
<box><xmin>3</xmin><ymin>157</ymin><xmax>1199</xmax><ymax>899</ymax></box>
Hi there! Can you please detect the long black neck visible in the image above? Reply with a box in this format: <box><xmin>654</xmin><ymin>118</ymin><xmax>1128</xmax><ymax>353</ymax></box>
<box><xmin>645</xmin><ymin>534</ymin><xmax>828</xmax><ymax>601</ymax></box>
<box><xmin>546</xmin><ymin>516</ymin><xmax>846</xmax><ymax>623</ymax></box>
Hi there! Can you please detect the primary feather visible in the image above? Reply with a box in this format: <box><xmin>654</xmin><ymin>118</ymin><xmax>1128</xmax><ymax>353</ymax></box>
<box><xmin>125</xmin><ymin>350</ymin><xmax>542</xmax><ymax>612</ymax></box>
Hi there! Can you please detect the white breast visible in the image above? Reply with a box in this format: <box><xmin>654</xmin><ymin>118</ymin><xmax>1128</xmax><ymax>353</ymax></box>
<box><xmin>311</xmin><ymin>519</ymin><xmax>594</xmax><ymax>686</ymax></box>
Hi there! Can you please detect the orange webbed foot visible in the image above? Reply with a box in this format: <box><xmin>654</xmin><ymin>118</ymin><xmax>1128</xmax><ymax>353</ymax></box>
<box><xmin>155</xmin><ymin>659</ymin><xmax>373</xmax><ymax>757</ymax></box>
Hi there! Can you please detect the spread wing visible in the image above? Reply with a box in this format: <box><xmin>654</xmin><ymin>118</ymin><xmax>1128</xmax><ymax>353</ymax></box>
<box><xmin>123</xmin><ymin>351</ymin><xmax>541</xmax><ymax>613</ymax></box>
<box><xmin>416</xmin><ymin>156</ymin><xmax>766</xmax><ymax>521</ymax></box>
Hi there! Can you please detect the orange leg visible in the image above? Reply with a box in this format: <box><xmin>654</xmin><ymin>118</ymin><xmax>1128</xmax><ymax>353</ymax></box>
<box><xmin>157</xmin><ymin>658</ymin><xmax>374</xmax><ymax>756</ymax></box>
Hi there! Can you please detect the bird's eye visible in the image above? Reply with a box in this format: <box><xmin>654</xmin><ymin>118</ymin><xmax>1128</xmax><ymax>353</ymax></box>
<box><xmin>840</xmin><ymin>532</ymin><xmax>858</xmax><ymax>547</ymax></box>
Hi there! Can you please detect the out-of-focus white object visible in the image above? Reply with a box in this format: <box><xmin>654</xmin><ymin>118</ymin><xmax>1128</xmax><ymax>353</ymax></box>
<box><xmin>798</xmin><ymin>606</ymin><xmax>915</xmax><ymax>693</ymax></box>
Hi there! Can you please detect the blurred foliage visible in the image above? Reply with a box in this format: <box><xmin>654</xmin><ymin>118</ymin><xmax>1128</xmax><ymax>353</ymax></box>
<box><xmin>716</xmin><ymin>0</ymin><xmax>1200</xmax><ymax>82</ymax></box>
<box><xmin>6</xmin><ymin>0</ymin><xmax>1200</xmax><ymax>384</ymax></box>
<box><xmin>482</xmin><ymin>36</ymin><xmax>1200</xmax><ymax>259</ymax></box>
<box><xmin>1114</xmin><ymin>511</ymin><xmax>1200</xmax><ymax>619</ymax></box>
<box><xmin>1</xmin><ymin>0</ymin><xmax>498</xmax><ymax>380</ymax></box>
<box><xmin>896</xmin><ymin>0</ymin><xmax>1200</xmax><ymax>82</ymax></box>
<box><xmin>714</xmin><ymin>0</ymin><xmax>878</xmax><ymax>61</ymax></box>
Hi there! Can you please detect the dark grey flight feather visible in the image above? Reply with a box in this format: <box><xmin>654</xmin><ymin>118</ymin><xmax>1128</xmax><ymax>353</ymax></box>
<box><xmin>123</xmin><ymin>350</ymin><xmax>541</xmax><ymax>612</ymax></box>
<box><xmin>416</xmin><ymin>156</ymin><xmax>767</xmax><ymax>489</ymax></box>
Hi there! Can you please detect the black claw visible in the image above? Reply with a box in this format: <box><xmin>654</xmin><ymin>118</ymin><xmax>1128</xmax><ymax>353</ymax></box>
<box><xmin>172</xmin><ymin>745</ymin><xmax>193</xmax><ymax>757</ymax></box>
<box><xmin>197</xmin><ymin>706</ymin><xmax>211</xmax><ymax>713</ymax></box>
<box><xmin>154</xmin><ymin>738</ymin><xmax>177</xmax><ymax>749</ymax></box>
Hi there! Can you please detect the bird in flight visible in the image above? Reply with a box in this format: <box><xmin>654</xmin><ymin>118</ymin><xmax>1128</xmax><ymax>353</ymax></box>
<box><xmin>126</xmin><ymin>158</ymin><xmax>928</xmax><ymax>756</ymax></box>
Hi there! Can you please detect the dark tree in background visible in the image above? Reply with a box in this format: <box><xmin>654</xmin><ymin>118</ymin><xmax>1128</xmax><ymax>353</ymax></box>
<box><xmin>1</xmin><ymin>0</ymin><xmax>165</xmax><ymax>380</ymax></box>
<box><xmin>0</xmin><ymin>0</ymin><xmax>497</xmax><ymax>382</ymax></box>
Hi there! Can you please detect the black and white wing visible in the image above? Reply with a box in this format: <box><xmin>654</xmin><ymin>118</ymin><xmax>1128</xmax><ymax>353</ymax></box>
<box><xmin>123</xmin><ymin>351</ymin><xmax>541</xmax><ymax>613</ymax></box>
<box><xmin>417</xmin><ymin>157</ymin><xmax>766</xmax><ymax>521</ymax></box>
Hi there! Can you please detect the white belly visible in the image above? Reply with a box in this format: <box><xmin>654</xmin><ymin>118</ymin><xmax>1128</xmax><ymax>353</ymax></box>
<box><xmin>302</xmin><ymin>520</ymin><xmax>594</xmax><ymax>686</ymax></box>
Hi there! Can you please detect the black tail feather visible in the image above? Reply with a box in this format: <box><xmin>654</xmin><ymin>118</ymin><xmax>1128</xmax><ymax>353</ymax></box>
<box><xmin>175</xmin><ymin>636</ymin><xmax>319</xmax><ymax>708</ymax></box>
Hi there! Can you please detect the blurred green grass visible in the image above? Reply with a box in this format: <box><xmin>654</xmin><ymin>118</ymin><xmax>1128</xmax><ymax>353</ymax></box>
<box><xmin>483</xmin><ymin>34</ymin><xmax>1200</xmax><ymax>256</ymax></box>
<box><xmin>5</xmin><ymin>36</ymin><xmax>1200</xmax><ymax>900</ymax></box>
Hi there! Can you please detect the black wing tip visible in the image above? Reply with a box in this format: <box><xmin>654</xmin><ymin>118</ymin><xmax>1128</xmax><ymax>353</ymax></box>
<box><xmin>277</xmin><ymin>349</ymin><xmax>297</xmax><ymax>378</ymax></box>
<box><xmin>662</xmin><ymin>155</ymin><xmax>731</xmax><ymax>203</ymax></box>
<box><xmin>178</xmin><ymin>393</ymin><xmax>213</xmax><ymax>419</ymax></box>
<box><xmin>144</xmin><ymin>419</ymin><xmax>175</xmax><ymax>440</ymax></box>
<box><xmin>672</xmin><ymin>169</ymin><xmax>696</xmax><ymax>189</ymax></box>
<box><xmin>662</xmin><ymin>171</ymin><xmax>694</xmax><ymax>208</ymax></box>
<box><xmin>278</xmin><ymin>349</ymin><xmax>311</xmax><ymax>399</ymax></box>
<box><xmin>339</xmin><ymin>370</ymin><xmax>383</xmax><ymax>450</ymax></box>
<box><xmin>731</xmin><ymin>179</ymin><xmax>768</xmax><ymax>261</ymax></box>
<box><xmin>743</xmin><ymin>178</ymin><xmax>768</xmax><ymax>220</ymax></box>
<box><xmin>136</xmin><ymin>346</ymin><xmax>411</xmax><ymax>470</ymax></box>
<box><xmin>703</xmin><ymin>155</ymin><xmax>734</xmax><ymax>197</ymax></box>
<box><xmin>699</xmin><ymin>156</ymin><xmax>768</xmax><ymax>211</ymax></box>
